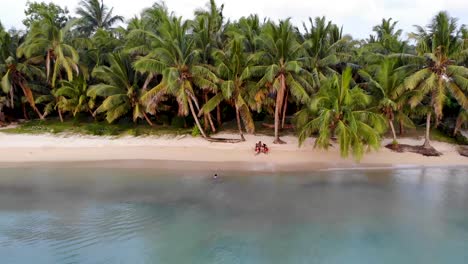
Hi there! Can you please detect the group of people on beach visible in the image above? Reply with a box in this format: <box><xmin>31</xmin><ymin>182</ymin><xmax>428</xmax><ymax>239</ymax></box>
<box><xmin>255</xmin><ymin>141</ymin><xmax>269</xmax><ymax>154</ymax></box>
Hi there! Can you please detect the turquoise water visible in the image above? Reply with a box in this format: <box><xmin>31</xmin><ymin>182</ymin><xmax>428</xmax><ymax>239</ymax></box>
<box><xmin>0</xmin><ymin>166</ymin><xmax>468</xmax><ymax>263</ymax></box>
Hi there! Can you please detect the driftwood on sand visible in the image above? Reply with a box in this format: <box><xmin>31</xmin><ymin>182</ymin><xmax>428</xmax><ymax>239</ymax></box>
<box><xmin>261</xmin><ymin>123</ymin><xmax>295</xmax><ymax>129</ymax></box>
<box><xmin>206</xmin><ymin>137</ymin><xmax>244</xmax><ymax>143</ymax></box>
<box><xmin>385</xmin><ymin>143</ymin><xmax>442</xmax><ymax>156</ymax></box>
<box><xmin>458</xmin><ymin>146</ymin><xmax>468</xmax><ymax>157</ymax></box>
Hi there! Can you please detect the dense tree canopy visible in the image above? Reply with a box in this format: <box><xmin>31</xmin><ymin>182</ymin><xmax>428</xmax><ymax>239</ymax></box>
<box><xmin>1</xmin><ymin>0</ymin><xmax>467</xmax><ymax>160</ymax></box>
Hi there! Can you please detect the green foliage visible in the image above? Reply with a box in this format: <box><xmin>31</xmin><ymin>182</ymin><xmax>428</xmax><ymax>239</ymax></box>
<box><xmin>297</xmin><ymin>67</ymin><xmax>387</xmax><ymax>161</ymax></box>
<box><xmin>75</xmin><ymin>0</ymin><xmax>124</xmax><ymax>36</ymax></box>
<box><xmin>23</xmin><ymin>1</ymin><xmax>70</xmax><ymax>28</ymax></box>
<box><xmin>0</xmin><ymin>1</ymin><xmax>467</xmax><ymax>161</ymax></box>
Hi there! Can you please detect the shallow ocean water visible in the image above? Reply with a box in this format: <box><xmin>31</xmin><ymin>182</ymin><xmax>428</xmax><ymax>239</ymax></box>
<box><xmin>0</xmin><ymin>166</ymin><xmax>467</xmax><ymax>263</ymax></box>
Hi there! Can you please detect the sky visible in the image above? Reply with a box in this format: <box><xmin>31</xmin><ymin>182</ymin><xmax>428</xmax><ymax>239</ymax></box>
<box><xmin>1</xmin><ymin>0</ymin><xmax>468</xmax><ymax>39</ymax></box>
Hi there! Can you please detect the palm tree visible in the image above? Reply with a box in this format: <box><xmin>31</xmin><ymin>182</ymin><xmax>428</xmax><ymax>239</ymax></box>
<box><xmin>296</xmin><ymin>67</ymin><xmax>387</xmax><ymax>161</ymax></box>
<box><xmin>229</xmin><ymin>15</ymin><xmax>263</xmax><ymax>54</ymax></box>
<box><xmin>369</xmin><ymin>18</ymin><xmax>407</xmax><ymax>54</ymax></box>
<box><xmin>201</xmin><ymin>35</ymin><xmax>256</xmax><ymax>140</ymax></box>
<box><xmin>301</xmin><ymin>17</ymin><xmax>349</xmax><ymax>89</ymax></box>
<box><xmin>359</xmin><ymin>57</ymin><xmax>415</xmax><ymax>143</ymax></box>
<box><xmin>193</xmin><ymin>0</ymin><xmax>226</xmax><ymax>131</ymax></box>
<box><xmin>87</xmin><ymin>52</ymin><xmax>153</xmax><ymax>125</ymax></box>
<box><xmin>55</xmin><ymin>74</ymin><xmax>95</xmax><ymax>117</ymax></box>
<box><xmin>75</xmin><ymin>0</ymin><xmax>124</xmax><ymax>36</ymax></box>
<box><xmin>1</xmin><ymin>29</ymin><xmax>45</xmax><ymax>119</ymax></box>
<box><xmin>18</xmin><ymin>19</ymin><xmax>79</xmax><ymax>89</ymax></box>
<box><xmin>134</xmin><ymin>16</ymin><xmax>217</xmax><ymax>138</ymax></box>
<box><xmin>1</xmin><ymin>56</ymin><xmax>45</xmax><ymax>120</ymax></box>
<box><xmin>453</xmin><ymin>108</ymin><xmax>467</xmax><ymax>136</ymax></box>
<box><xmin>404</xmin><ymin>11</ymin><xmax>468</xmax><ymax>149</ymax></box>
<box><xmin>256</xmin><ymin>19</ymin><xmax>310</xmax><ymax>144</ymax></box>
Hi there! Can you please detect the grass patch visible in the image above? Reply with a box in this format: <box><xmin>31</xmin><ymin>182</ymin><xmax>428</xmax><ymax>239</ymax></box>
<box><xmin>1</xmin><ymin>119</ymin><xmax>192</xmax><ymax>137</ymax></box>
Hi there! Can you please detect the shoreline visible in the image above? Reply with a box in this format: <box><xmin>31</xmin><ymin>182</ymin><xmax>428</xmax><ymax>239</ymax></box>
<box><xmin>0</xmin><ymin>132</ymin><xmax>467</xmax><ymax>171</ymax></box>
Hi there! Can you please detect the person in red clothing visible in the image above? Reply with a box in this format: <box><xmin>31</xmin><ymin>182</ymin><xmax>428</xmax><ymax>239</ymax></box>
<box><xmin>255</xmin><ymin>141</ymin><xmax>262</xmax><ymax>154</ymax></box>
<box><xmin>262</xmin><ymin>143</ymin><xmax>269</xmax><ymax>154</ymax></box>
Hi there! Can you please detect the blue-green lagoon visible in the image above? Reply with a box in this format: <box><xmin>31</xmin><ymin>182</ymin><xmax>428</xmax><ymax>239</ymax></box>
<box><xmin>0</xmin><ymin>165</ymin><xmax>468</xmax><ymax>263</ymax></box>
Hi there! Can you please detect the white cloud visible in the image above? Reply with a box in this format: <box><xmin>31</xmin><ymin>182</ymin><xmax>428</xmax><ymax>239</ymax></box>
<box><xmin>1</xmin><ymin>0</ymin><xmax>467</xmax><ymax>39</ymax></box>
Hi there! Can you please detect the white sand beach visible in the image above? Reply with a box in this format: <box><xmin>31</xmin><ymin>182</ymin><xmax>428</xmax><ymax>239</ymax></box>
<box><xmin>0</xmin><ymin>132</ymin><xmax>466</xmax><ymax>171</ymax></box>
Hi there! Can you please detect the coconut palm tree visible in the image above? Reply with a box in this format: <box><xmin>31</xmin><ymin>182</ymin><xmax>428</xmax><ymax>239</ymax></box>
<box><xmin>134</xmin><ymin>16</ymin><xmax>217</xmax><ymax>138</ymax></box>
<box><xmin>1</xmin><ymin>56</ymin><xmax>45</xmax><ymax>120</ymax></box>
<box><xmin>75</xmin><ymin>0</ymin><xmax>124</xmax><ymax>36</ymax></box>
<box><xmin>55</xmin><ymin>74</ymin><xmax>95</xmax><ymax>117</ymax></box>
<box><xmin>301</xmin><ymin>17</ymin><xmax>350</xmax><ymax>89</ymax></box>
<box><xmin>453</xmin><ymin>108</ymin><xmax>467</xmax><ymax>136</ymax></box>
<box><xmin>192</xmin><ymin>0</ymin><xmax>226</xmax><ymax>131</ymax></box>
<box><xmin>1</xmin><ymin>29</ymin><xmax>45</xmax><ymax>119</ymax></box>
<box><xmin>359</xmin><ymin>57</ymin><xmax>415</xmax><ymax>143</ymax></box>
<box><xmin>87</xmin><ymin>52</ymin><xmax>153</xmax><ymax>125</ymax></box>
<box><xmin>201</xmin><ymin>35</ymin><xmax>256</xmax><ymax>140</ymax></box>
<box><xmin>404</xmin><ymin>11</ymin><xmax>468</xmax><ymax>149</ymax></box>
<box><xmin>296</xmin><ymin>67</ymin><xmax>387</xmax><ymax>160</ymax></box>
<box><xmin>256</xmin><ymin>19</ymin><xmax>310</xmax><ymax>144</ymax></box>
<box><xmin>17</xmin><ymin>19</ymin><xmax>79</xmax><ymax>89</ymax></box>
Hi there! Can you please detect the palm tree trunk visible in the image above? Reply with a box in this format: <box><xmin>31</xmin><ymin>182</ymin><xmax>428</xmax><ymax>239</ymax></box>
<box><xmin>142</xmin><ymin>74</ymin><xmax>153</xmax><ymax>92</ymax></box>
<box><xmin>204</xmin><ymin>92</ymin><xmax>216</xmax><ymax>133</ymax></box>
<box><xmin>423</xmin><ymin>112</ymin><xmax>431</xmax><ymax>148</ymax></box>
<box><xmin>22</xmin><ymin>103</ymin><xmax>29</xmax><ymax>120</ymax></box>
<box><xmin>208</xmin><ymin>113</ymin><xmax>216</xmax><ymax>133</ymax></box>
<box><xmin>389</xmin><ymin>119</ymin><xmax>397</xmax><ymax>143</ymax></box>
<box><xmin>235</xmin><ymin>105</ymin><xmax>245</xmax><ymax>141</ymax></box>
<box><xmin>453</xmin><ymin>115</ymin><xmax>463</xmax><ymax>136</ymax></box>
<box><xmin>399</xmin><ymin>119</ymin><xmax>404</xmax><ymax>136</ymax></box>
<box><xmin>274</xmin><ymin>75</ymin><xmax>286</xmax><ymax>144</ymax></box>
<box><xmin>58</xmin><ymin>108</ymin><xmax>64</xmax><ymax>123</ymax></box>
<box><xmin>89</xmin><ymin>110</ymin><xmax>96</xmax><ymax>120</ymax></box>
<box><xmin>281</xmin><ymin>90</ymin><xmax>289</xmax><ymax>129</ymax></box>
<box><xmin>188</xmin><ymin>98</ymin><xmax>207</xmax><ymax>138</ymax></box>
<box><xmin>216</xmin><ymin>104</ymin><xmax>222</xmax><ymax>127</ymax></box>
<box><xmin>142</xmin><ymin>111</ymin><xmax>154</xmax><ymax>126</ymax></box>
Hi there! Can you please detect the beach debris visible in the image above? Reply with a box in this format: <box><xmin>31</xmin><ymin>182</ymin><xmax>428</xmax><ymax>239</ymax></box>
<box><xmin>385</xmin><ymin>143</ymin><xmax>442</xmax><ymax>156</ymax></box>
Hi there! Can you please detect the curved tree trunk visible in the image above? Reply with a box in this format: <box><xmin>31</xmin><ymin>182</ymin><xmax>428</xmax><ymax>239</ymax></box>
<box><xmin>423</xmin><ymin>112</ymin><xmax>432</xmax><ymax>148</ymax></box>
<box><xmin>58</xmin><ymin>108</ymin><xmax>64</xmax><ymax>123</ymax></box>
<box><xmin>216</xmin><ymin>104</ymin><xmax>222</xmax><ymax>127</ymax></box>
<box><xmin>204</xmin><ymin>92</ymin><xmax>216</xmax><ymax>133</ymax></box>
<box><xmin>207</xmin><ymin>113</ymin><xmax>216</xmax><ymax>133</ymax></box>
<box><xmin>142</xmin><ymin>111</ymin><xmax>154</xmax><ymax>126</ymax></box>
<box><xmin>389</xmin><ymin>119</ymin><xmax>397</xmax><ymax>143</ymax></box>
<box><xmin>188</xmin><ymin>98</ymin><xmax>207</xmax><ymax>138</ymax></box>
<box><xmin>281</xmin><ymin>89</ymin><xmax>289</xmax><ymax>129</ymax></box>
<box><xmin>274</xmin><ymin>74</ymin><xmax>287</xmax><ymax>144</ymax></box>
<box><xmin>19</xmin><ymin>82</ymin><xmax>44</xmax><ymax>120</ymax></box>
<box><xmin>235</xmin><ymin>105</ymin><xmax>245</xmax><ymax>141</ymax></box>
<box><xmin>22</xmin><ymin>103</ymin><xmax>29</xmax><ymax>120</ymax></box>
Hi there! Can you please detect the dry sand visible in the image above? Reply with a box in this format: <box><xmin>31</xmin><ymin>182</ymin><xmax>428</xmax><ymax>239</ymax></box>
<box><xmin>0</xmin><ymin>131</ymin><xmax>467</xmax><ymax>171</ymax></box>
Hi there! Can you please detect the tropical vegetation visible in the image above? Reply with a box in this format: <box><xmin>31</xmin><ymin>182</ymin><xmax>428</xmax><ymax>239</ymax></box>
<box><xmin>0</xmin><ymin>0</ymin><xmax>467</xmax><ymax>160</ymax></box>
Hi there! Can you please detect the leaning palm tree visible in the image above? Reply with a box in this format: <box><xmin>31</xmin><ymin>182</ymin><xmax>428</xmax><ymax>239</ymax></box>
<box><xmin>1</xmin><ymin>30</ymin><xmax>45</xmax><ymax>120</ymax></box>
<box><xmin>200</xmin><ymin>35</ymin><xmax>256</xmax><ymax>140</ymax></box>
<box><xmin>256</xmin><ymin>19</ymin><xmax>310</xmax><ymax>144</ymax></box>
<box><xmin>17</xmin><ymin>19</ymin><xmax>79</xmax><ymax>89</ymax></box>
<box><xmin>75</xmin><ymin>0</ymin><xmax>124</xmax><ymax>36</ymax></box>
<box><xmin>359</xmin><ymin>57</ymin><xmax>415</xmax><ymax>143</ymax></box>
<box><xmin>192</xmin><ymin>0</ymin><xmax>226</xmax><ymax>131</ymax></box>
<box><xmin>296</xmin><ymin>67</ymin><xmax>387</xmax><ymax>161</ymax></box>
<box><xmin>134</xmin><ymin>16</ymin><xmax>218</xmax><ymax>138</ymax></box>
<box><xmin>1</xmin><ymin>56</ymin><xmax>45</xmax><ymax>119</ymax></box>
<box><xmin>87</xmin><ymin>53</ymin><xmax>153</xmax><ymax>125</ymax></box>
<box><xmin>404</xmin><ymin>11</ymin><xmax>468</xmax><ymax>149</ymax></box>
